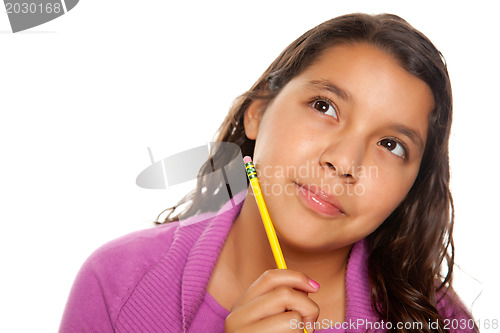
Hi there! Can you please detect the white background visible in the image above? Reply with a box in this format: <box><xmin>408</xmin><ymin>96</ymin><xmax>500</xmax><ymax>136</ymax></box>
<box><xmin>1</xmin><ymin>1</ymin><xmax>499</xmax><ymax>332</ymax></box>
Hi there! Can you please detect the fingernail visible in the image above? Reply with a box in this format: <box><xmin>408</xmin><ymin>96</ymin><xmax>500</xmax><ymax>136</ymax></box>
<box><xmin>308</xmin><ymin>278</ymin><xmax>320</xmax><ymax>289</ymax></box>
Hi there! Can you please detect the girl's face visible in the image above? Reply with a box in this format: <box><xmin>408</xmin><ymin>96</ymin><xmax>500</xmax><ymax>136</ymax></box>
<box><xmin>244</xmin><ymin>43</ymin><xmax>434</xmax><ymax>251</ymax></box>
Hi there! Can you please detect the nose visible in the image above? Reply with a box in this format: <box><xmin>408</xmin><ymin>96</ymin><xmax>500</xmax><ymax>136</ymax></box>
<box><xmin>320</xmin><ymin>135</ymin><xmax>364</xmax><ymax>184</ymax></box>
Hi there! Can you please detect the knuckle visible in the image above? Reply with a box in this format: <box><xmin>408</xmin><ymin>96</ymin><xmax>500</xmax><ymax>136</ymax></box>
<box><xmin>304</xmin><ymin>300</ymin><xmax>320</xmax><ymax>319</ymax></box>
<box><xmin>260</xmin><ymin>269</ymin><xmax>277</xmax><ymax>281</ymax></box>
<box><xmin>275</xmin><ymin>285</ymin><xmax>294</xmax><ymax>298</ymax></box>
<box><xmin>282</xmin><ymin>310</ymin><xmax>303</xmax><ymax>324</ymax></box>
<box><xmin>311</xmin><ymin>301</ymin><xmax>320</xmax><ymax>313</ymax></box>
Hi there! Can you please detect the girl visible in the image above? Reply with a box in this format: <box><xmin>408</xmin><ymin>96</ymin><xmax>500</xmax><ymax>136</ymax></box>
<box><xmin>60</xmin><ymin>13</ymin><xmax>477</xmax><ymax>332</ymax></box>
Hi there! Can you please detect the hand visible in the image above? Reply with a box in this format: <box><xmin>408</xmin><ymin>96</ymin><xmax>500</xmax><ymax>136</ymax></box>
<box><xmin>225</xmin><ymin>269</ymin><xmax>320</xmax><ymax>333</ymax></box>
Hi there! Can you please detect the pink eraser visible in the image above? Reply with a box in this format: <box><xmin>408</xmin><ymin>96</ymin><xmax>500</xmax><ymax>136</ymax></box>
<box><xmin>243</xmin><ymin>156</ymin><xmax>252</xmax><ymax>164</ymax></box>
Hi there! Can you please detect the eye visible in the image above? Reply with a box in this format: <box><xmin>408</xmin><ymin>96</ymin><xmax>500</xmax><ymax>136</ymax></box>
<box><xmin>378</xmin><ymin>138</ymin><xmax>407</xmax><ymax>159</ymax></box>
<box><xmin>310</xmin><ymin>98</ymin><xmax>339</xmax><ymax>121</ymax></box>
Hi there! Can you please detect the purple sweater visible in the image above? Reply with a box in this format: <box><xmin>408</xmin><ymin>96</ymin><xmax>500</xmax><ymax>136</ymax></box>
<box><xmin>60</xmin><ymin>192</ymin><xmax>475</xmax><ymax>332</ymax></box>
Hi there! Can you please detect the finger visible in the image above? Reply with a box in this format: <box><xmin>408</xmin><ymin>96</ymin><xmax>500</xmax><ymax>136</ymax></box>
<box><xmin>248</xmin><ymin>285</ymin><xmax>320</xmax><ymax>326</ymax></box>
<box><xmin>234</xmin><ymin>269</ymin><xmax>320</xmax><ymax>308</ymax></box>
<box><xmin>229</xmin><ymin>285</ymin><xmax>320</xmax><ymax>329</ymax></box>
<box><xmin>227</xmin><ymin>311</ymin><xmax>308</xmax><ymax>333</ymax></box>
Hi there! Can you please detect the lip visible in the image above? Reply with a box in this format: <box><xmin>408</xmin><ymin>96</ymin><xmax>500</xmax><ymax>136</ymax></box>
<box><xmin>295</xmin><ymin>183</ymin><xmax>346</xmax><ymax>217</ymax></box>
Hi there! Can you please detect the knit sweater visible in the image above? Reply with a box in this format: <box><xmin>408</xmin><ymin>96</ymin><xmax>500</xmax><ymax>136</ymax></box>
<box><xmin>60</xmin><ymin>191</ymin><xmax>475</xmax><ymax>332</ymax></box>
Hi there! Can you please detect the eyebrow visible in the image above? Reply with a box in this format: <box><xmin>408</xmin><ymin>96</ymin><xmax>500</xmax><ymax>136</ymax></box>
<box><xmin>388</xmin><ymin>124</ymin><xmax>425</xmax><ymax>150</ymax></box>
<box><xmin>306</xmin><ymin>79</ymin><xmax>352</xmax><ymax>102</ymax></box>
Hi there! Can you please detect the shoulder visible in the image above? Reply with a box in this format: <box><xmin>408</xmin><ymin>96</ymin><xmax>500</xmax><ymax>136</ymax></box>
<box><xmin>84</xmin><ymin>222</ymin><xmax>180</xmax><ymax>285</ymax></box>
<box><xmin>60</xmin><ymin>220</ymin><xmax>207</xmax><ymax>331</ymax></box>
<box><xmin>61</xmin><ymin>193</ymin><xmax>247</xmax><ymax>331</ymax></box>
<box><xmin>82</xmin><ymin>216</ymin><xmax>216</xmax><ymax>299</ymax></box>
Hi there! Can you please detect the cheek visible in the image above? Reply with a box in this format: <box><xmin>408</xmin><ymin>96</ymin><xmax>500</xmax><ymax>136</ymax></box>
<box><xmin>254</xmin><ymin>106</ymin><xmax>309</xmax><ymax>162</ymax></box>
<box><xmin>362</xmin><ymin>166</ymin><xmax>418</xmax><ymax>222</ymax></box>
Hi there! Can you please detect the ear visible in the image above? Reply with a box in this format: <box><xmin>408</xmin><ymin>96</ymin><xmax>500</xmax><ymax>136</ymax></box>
<box><xmin>243</xmin><ymin>100</ymin><xmax>265</xmax><ymax>140</ymax></box>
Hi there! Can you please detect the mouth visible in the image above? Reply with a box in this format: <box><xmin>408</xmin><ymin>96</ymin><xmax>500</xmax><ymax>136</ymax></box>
<box><xmin>295</xmin><ymin>182</ymin><xmax>346</xmax><ymax>217</ymax></box>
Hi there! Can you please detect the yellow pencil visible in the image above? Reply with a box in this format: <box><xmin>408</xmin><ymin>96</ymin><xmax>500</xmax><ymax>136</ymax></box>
<box><xmin>244</xmin><ymin>156</ymin><xmax>287</xmax><ymax>269</ymax></box>
<box><xmin>243</xmin><ymin>156</ymin><xmax>309</xmax><ymax>333</ymax></box>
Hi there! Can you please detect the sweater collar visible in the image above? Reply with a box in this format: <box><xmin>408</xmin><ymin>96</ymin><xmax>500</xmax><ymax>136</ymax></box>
<box><xmin>180</xmin><ymin>192</ymin><xmax>379</xmax><ymax>332</ymax></box>
<box><xmin>345</xmin><ymin>239</ymin><xmax>380</xmax><ymax>332</ymax></box>
<box><xmin>180</xmin><ymin>191</ymin><xmax>246</xmax><ymax>331</ymax></box>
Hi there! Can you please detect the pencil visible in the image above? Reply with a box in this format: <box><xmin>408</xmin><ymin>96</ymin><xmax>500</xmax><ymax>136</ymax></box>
<box><xmin>243</xmin><ymin>156</ymin><xmax>309</xmax><ymax>333</ymax></box>
<box><xmin>244</xmin><ymin>156</ymin><xmax>287</xmax><ymax>269</ymax></box>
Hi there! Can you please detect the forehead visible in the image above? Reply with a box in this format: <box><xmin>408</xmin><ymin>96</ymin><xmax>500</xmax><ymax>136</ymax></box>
<box><xmin>298</xmin><ymin>42</ymin><xmax>432</xmax><ymax>95</ymax></box>
<box><xmin>303</xmin><ymin>43</ymin><xmax>434</xmax><ymax>104</ymax></box>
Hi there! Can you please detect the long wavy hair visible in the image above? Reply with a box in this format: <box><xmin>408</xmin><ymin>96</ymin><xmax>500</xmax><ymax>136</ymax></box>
<box><xmin>158</xmin><ymin>13</ymin><xmax>474</xmax><ymax>332</ymax></box>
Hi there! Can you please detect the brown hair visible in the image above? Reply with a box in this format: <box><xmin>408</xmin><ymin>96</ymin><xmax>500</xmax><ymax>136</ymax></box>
<box><xmin>158</xmin><ymin>13</ymin><xmax>475</xmax><ymax>332</ymax></box>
